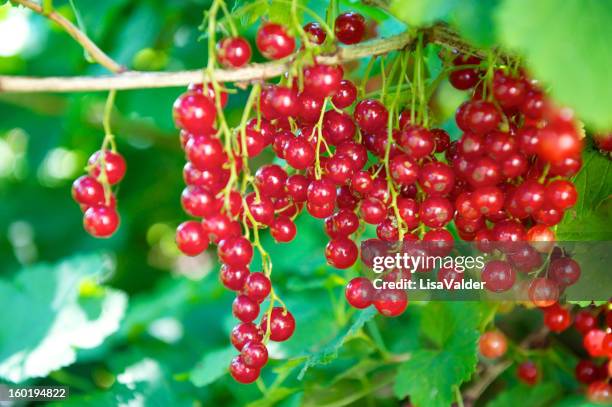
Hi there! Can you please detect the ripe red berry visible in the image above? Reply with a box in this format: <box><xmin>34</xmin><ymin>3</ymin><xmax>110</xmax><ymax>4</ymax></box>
<box><xmin>243</xmin><ymin>272</ymin><xmax>271</xmax><ymax>303</ymax></box>
<box><xmin>418</xmin><ymin>161</ymin><xmax>455</xmax><ymax>196</ymax></box>
<box><xmin>334</xmin><ymin>12</ymin><xmax>365</xmax><ymax>44</ymax></box>
<box><xmin>397</xmin><ymin>126</ymin><xmax>435</xmax><ymax>159</ymax></box>
<box><xmin>231</xmin><ymin>322</ymin><xmax>263</xmax><ymax>351</ymax></box>
<box><xmin>482</xmin><ymin>260</ymin><xmax>515</xmax><ymax>292</ymax></box>
<box><xmin>587</xmin><ymin>381</ymin><xmax>612</xmax><ymax>404</ymax></box>
<box><xmin>173</xmin><ymin>91</ymin><xmax>217</xmax><ymax>134</ymax></box>
<box><xmin>255</xmin><ymin>164</ymin><xmax>287</xmax><ymax>197</ymax></box>
<box><xmin>72</xmin><ymin>175</ymin><xmax>105</xmax><ymax>206</ymax></box>
<box><xmin>256</xmin><ymin>23</ymin><xmax>295</xmax><ymax>59</ymax></box>
<box><xmin>260</xmin><ymin>307</ymin><xmax>295</xmax><ymax>341</ymax></box>
<box><xmin>574</xmin><ymin>311</ymin><xmax>597</xmax><ymax>335</ymax></box>
<box><xmin>303</xmin><ymin>22</ymin><xmax>326</xmax><ymax>45</ymax></box>
<box><xmin>528</xmin><ymin>277</ymin><xmax>559</xmax><ymax>307</ymax></box>
<box><xmin>544</xmin><ymin>305</ymin><xmax>571</xmax><ymax>332</ymax></box>
<box><xmin>83</xmin><ymin>205</ymin><xmax>119</xmax><ymax>238</ymax></box>
<box><xmin>185</xmin><ymin>135</ymin><xmax>226</xmax><ymax>171</ymax></box>
<box><xmin>354</xmin><ymin>99</ymin><xmax>388</xmax><ymax>133</ymax></box>
<box><xmin>232</xmin><ymin>294</ymin><xmax>260</xmax><ymax>323</ymax></box>
<box><xmin>479</xmin><ymin>331</ymin><xmax>507</xmax><ymax>359</ymax></box>
<box><xmin>332</xmin><ymin>80</ymin><xmax>357</xmax><ymax>108</ymax></box>
<box><xmin>493</xmin><ymin>71</ymin><xmax>526</xmax><ymax>108</ymax></box>
<box><xmin>323</xmin><ymin>111</ymin><xmax>356</xmax><ymax>146</ymax></box>
<box><xmin>181</xmin><ymin>185</ymin><xmax>219</xmax><ymax>218</ymax></box>
<box><xmin>464</xmin><ymin>101</ymin><xmax>501</xmax><ymax>134</ymax></box>
<box><xmin>88</xmin><ymin>150</ymin><xmax>127</xmax><ymax>185</ymax></box>
<box><xmin>545</xmin><ymin>180</ymin><xmax>577</xmax><ymax>210</ymax></box>
<box><xmin>270</xmin><ymin>216</ymin><xmax>297</xmax><ymax>243</ymax></box>
<box><xmin>241</xmin><ymin>341</ymin><xmax>268</xmax><ymax>369</ymax></box>
<box><xmin>220</xmin><ymin>264</ymin><xmax>250</xmax><ymax>291</ymax></box>
<box><xmin>303</xmin><ymin>64</ymin><xmax>344</xmax><ymax>99</ymax></box>
<box><xmin>218</xmin><ymin>236</ymin><xmax>253</xmax><ymax>267</ymax></box>
<box><xmin>217</xmin><ymin>37</ymin><xmax>252</xmax><ymax>68</ymax></box>
<box><xmin>389</xmin><ymin>154</ymin><xmax>419</xmax><ymax>186</ymax></box>
<box><xmin>537</xmin><ymin>123</ymin><xmax>582</xmax><ymax>164</ymax></box>
<box><xmin>284</xmin><ymin>137</ymin><xmax>315</xmax><ymax>169</ymax></box>
<box><xmin>307</xmin><ymin>178</ymin><xmax>337</xmax><ymax>206</ymax></box>
<box><xmin>360</xmin><ymin>197</ymin><xmax>387</xmax><ymax>225</ymax></box>
<box><xmin>176</xmin><ymin>221</ymin><xmax>209</xmax><ymax>256</ymax></box>
<box><xmin>517</xmin><ymin>361</ymin><xmax>539</xmax><ymax>386</ymax></box>
<box><xmin>576</xmin><ymin>360</ymin><xmax>600</xmax><ymax>384</ymax></box>
<box><xmin>345</xmin><ymin>277</ymin><xmax>375</xmax><ymax>309</ymax></box>
<box><xmin>419</xmin><ymin>197</ymin><xmax>454</xmax><ymax>228</ymax></box>
<box><xmin>548</xmin><ymin>257</ymin><xmax>581</xmax><ymax>287</ymax></box>
<box><xmin>584</xmin><ymin>329</ymin><xmax>607</xmax><ymax>357</ymax></box>
<box><xmin>374</xmin><ymin>289</ymin><xmax>408</xmax><ymax>317</ymax></box>
<box><xmin>325</xmin><ymin>237</ymin><xmax>358</xmax><ymax>269</ymax></box>
<box><xmin>229</xmin><ymin>355</ymin><xmax>260</xmax><ymax>384</ymax></box>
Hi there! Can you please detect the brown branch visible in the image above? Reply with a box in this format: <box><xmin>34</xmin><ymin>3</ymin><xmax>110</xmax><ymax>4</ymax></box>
<box><xmin>0</xmin><ymin>31</ymin><xmax>416</xmax><ymax>93</ymax></box>
<box><xmin>10</xmin><ymin>0</ymin><xmax>124</xmax><ymax>73</ymax></box>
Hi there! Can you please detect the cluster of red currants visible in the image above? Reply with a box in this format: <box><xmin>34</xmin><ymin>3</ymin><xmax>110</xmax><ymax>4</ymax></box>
<box><xmin>71</xmin><ymin>150</ymin><xmax>126</xmax><ymax>237</ymax></box>
<box><xmin>171</xmin><ymin>12</ymin><xmax>369</xmax><ymax>384</ymax></box>
<box><xmin>479</xmin><ymin>303</ymin><xmax>612</xmax><ymax>403</ymax></box>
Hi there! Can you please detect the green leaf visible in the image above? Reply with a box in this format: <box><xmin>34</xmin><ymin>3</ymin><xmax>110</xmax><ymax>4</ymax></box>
<box><xmin>451</xmin><ymin>0</ymin><xmax>500</xmax><ymax>47</ymax></box>
<box><xmin>247</xmin><ymin>387</ymin><xmax>299</xmax><ymax>407</ymax></box>
<box><xmin>0</xmin><ymin>254</ymin><xmax>127</xmax><ymax>383</ymax></box>
<box><xmin>189</xmin><ymin>346</ymin><xmax>235</xmax><ymax>387</ymax></box>
<box><xmin>568</xmin><ymin>300</ymin><xmax>608</xmax><ymax>308</ymax></box>
<box><xmin>393</xmin><ymin>303</ymin><xmax>479</xmax><ymax>407</ymax></box>
<box><xmin>297</xmin><ymin>307</ymin><xmax>377</xmax><ymax>379</ymax></box>
<box><xmin>488</xmin><ymin>382</ymin><xmax>562</xmax><ymax>407</ymax></box>
<box><xmin>389</xmin><ymin>0</ymin><xmax>458</xmax><ymax>27</ymax></box>
<box><xmin>557</xmin><ymin>146</ymin><xmax>612</xmax><ymax>240</ymax></box>
<box><xmin>496</xmin><ymin>0</ymin><xmax>612</xmax><ymax>131</ymax></box>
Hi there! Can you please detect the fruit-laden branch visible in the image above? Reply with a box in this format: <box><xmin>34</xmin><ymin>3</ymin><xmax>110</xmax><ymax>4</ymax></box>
<box><xmin>10</xmin><ymin>0</ymin><xmax>124</xmax><ymax>73</ymax></box>
<box><xmin>0</xmin><ymin>2</ymin><xmax>479</xmax><ymax>94</ymax></box>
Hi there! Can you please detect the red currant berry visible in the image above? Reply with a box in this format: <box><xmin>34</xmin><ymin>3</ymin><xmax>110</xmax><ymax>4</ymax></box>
<box><xmin>545</xmin><ymin>180</ymin><xmax>577</xmax><ymax>210</ymax></box>
<box><xmin>374</xmin><ymin>289</ymin><xmax>408</xmax><ymax>317</ymax></box>
<box><xmin>255</xmin><ymin>164</ymin><xmax>287</xmax><ymax>197</ymax></box>
<box><xmin>72</xmin><ymin>175</ymin><xmax>105</xmax><ymax>206</ymax></box>
<box><xmin>354</xmin><ymin>99</ymin><xmax>388</xmax><ymax>133</ymax></box>
<box><xmin>479</xmin><ymin>331</ymin><xmax>507</xmax><ymax>359</ymax></box>
<box><xmin>176</xmin><ymin>221</ymin><xmax>209</xmax><ymax>256</ymax></box>
<box><xmin>218</xmin><ymin>236</ymin><xmax>253</xmax><ymax>267</ymax></box>
<box><xmin>256</xmin><ymin>23</ymin><xmax>295</xmax><ymax>59</ymax></box>
<box><xmin>482</xmin><ymin>260</ymin><xmax>515</xmax><ymax>292</ymax></box>
<box><xmin>464</xmin><ymin>101</ymin><xmax>501</xmax><ymax>134</ymax></box>
<box><xmin>185</xmin><ymin>135</ymin><xmax>226</xmax><ymax>171</ymax></box>
<box><xmin>418</xmin><ymin>161</ymin><xmax>455</xmax><ymax>196</ymax></box>
<box><xmin>549</xmin><ymin>257</ymin><xmax>581</xmax><ymax>287</ymax></box>
<box><xmin>303</xmin><ymin>22</ymin><xmax>326</xmax><ymax>45</ymax></box>
<box><xmin>419</xmin><ymin>197</ymin><xmax>454</xmax><ymax>228</ymax></box>
<box><xmin>270</xmin><ymin>216</ymin><xmax>297</xmax><ymax>243</ymax></box>
<box><xmin>584</xmin><ymin>329</ymin><xmax>606</xmax><ymax>357</ymax></box>
<box><xmin>220</xmin><ymin>264</ymin><xmax>250</xmax><ymax>291</ymax></box>
<box><xmin>303</xmin><ymin>64</ymin><xmax>343</xmax><ymax>99</ymax></box>
<box><xmin>229</xmin><ymin>355</ymin><xmax>260</xmax><ymax>384</ymax></box>
<box><xmin>576</xmin><ymin>360</ymin><xmax>600</xmax><ymax>384</ymax></box>
<box><xmin>241</xmin><ymin>341</ymin><xmax>268</xmax><ymax>369</ymax></box>
<box><xmin>260</xmin><ymin>307</ymin><xmax>295</xmax><ymax>341</ymax></box>
<box><xmin>323</xmin><ymin>110</ymin><xmax>356</xmax><ymax>146</ymax></box>
<box><xmin>397</xmin><ymin>126</ymin><xmax>435</xmax><ymax>159</ymax></box>
<box><xmin>575</xmin><ymin>311</ymin><xmax>597</xmax><ymax>335</ymax></box>
<box><xmin>173</xmin><ymin>91</ymin><xmax>216</xmax><ymax>134</ymax></box>
<box><xmin>325</xmin><ymin>237</ymin><xmax>358</xmax><ymax>269</ymax></box>
<box><xmin>332</xmin><ymin>79</ymin><xmax>357</xmax><ymax>108</ymax></box>
<box><xmin>334</xmin><ymin>12</ymin><xmax>365</xmax><ymax>44</ymax></box>
<box><xmin>345</xmin><ymin>277</ymin><xmax>375</xmax><ymax>309</ymax></box>
<box><xmin>232</xmin><ymin>294</ymin><xmax>260</xmax><ymax>323</ymax></box>
<box><xmin>217</xmin><ymin>37</ymin><xmax>252</xmax><ymax>68</ymax></box>
<box><xmin>517</xmin><ymin>361</ymin><xmax>539</xmax><ymax>386</ymax></box>
<box><xmin>284</xmin><ymin>137</ymin><xmax>315</xmax><ymax>169</ymax></box>
<box><xmin>88</xmin><ymin>150</ymin><xmax>126</xmax><ymax>185</ymax></box>
<box><xmin>83</xmin><ymin>205</ymin><xmax>119</xmax><ymax>238</ymax></box>
<box><xmin>230</xmin><ymin>322</ymin><xmax>263</xmax><ymax>351</ymax></box>
<box><xmin>243</xmin><ymin>272</ymin><xmax>271</xmax><ymax>303</ymax></box>
<box><xmin>544</xmin><ymin>304</ymin><xmax>571</xmax><ymax>333</ymax></box>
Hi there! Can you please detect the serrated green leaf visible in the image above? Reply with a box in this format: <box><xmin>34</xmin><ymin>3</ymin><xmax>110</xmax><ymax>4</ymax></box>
<box><xmin>557</xmin><ymin>146</ymin><xmax>612</xmax><ymax>240</ymax></box>
<box><xmin>189</xmin><ymin>346</ymin><xmax>235</xmax><ymax>387</ymax></box>
<box><xmin>297</xmin><ymin>307</ymin><xmax>377</xmax><ymax>379</ymax></box>
<box><xmin>568</xmin><ymin>300</ymin><xmax>608</xmax><ymax>308</ymax></box>
<box><xmin>496</xmin><ymin>0</ymin><xmax>612</xmax><ymax>131</ymax></box>
<box><xmin>393</xmin><ymin>303</ymin><xmax>479</xmax><ymax>407</ymax></box>
<box><xmin>488</xmin><ymin>382</ymin><xmax>562</xmax><ymax>407</ymax></box>
<box><xmin>0</xmin><ymin>254</ymin><xmax>127</xmax><ymax>383</ymax></box>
